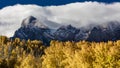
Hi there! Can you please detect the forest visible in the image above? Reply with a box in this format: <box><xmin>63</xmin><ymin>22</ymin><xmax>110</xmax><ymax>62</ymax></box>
<box><xmin>0</xmin><ymin>36</ymin><xmax>120</xmax><ymax>68</ymax></box>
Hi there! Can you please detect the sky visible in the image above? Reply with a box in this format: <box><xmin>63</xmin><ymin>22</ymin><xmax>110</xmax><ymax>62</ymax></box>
<box><xmin>0</xmin><ymin>0</ymin><xmax>120</xmax><ymax>9</ymax></box>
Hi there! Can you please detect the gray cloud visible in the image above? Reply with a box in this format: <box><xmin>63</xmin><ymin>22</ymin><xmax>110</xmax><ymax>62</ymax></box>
<box><xmin>0</xmin><ymin>2</ymin><xmax>120</xmax><ymax>37</ymax></box>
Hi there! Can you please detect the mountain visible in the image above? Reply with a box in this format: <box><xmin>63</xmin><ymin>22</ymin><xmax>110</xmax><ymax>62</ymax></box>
<box><xmin>12</xmin><ymin>16</ymin><xmax>120</xmax><ymax>45</ymax></box>
<box><xmin>12</xmin><ymin>16</ymin><xmax>54</xmax><ymax>45</ymax></box>
<box><xmin>21</xmin><ymin>16</ymin><xmax>48</xmax><ymax>28</ymax></box>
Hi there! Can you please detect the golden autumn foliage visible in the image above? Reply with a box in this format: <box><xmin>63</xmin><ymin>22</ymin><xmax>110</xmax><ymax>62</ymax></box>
<box><xmin>42</xmin><ymin>40</ymin><xmax>120</xmax><ymax>68</ymax></box>
<box><xmin>0</xmin><ymin>36</ymin><xmax>45</xmax><ymax>68</ymax></box>
<box><xmin>0</xmin><ymin>36</ymin><xmax>120</xmax><ymax>68</ymax></box>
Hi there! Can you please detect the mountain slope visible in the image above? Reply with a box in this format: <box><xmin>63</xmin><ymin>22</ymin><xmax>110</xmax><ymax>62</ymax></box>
<box><xmin>12</xmin><ymin>16</ymin><xmax>120</xmax><ymax>45</ymax></box>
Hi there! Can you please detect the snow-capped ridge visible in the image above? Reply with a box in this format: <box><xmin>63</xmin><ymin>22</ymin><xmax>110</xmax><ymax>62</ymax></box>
<box><xmin>21</xmin><ymin>16</ymin><xmax>48</xmax><ymax>28</ymax></box>
<box><xmin>12</xmin><ymin>16</ymin><xmax>120</xmax><ymax>45</ymax></box>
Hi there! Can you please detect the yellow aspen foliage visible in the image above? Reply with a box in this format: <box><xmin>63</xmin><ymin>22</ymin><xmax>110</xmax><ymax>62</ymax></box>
<box><xmin>1</xmin><ymin>36</ymin><xmax>120</xmax><ymax>68</ymax></box>
<box><xmin>42</xmin><ymin>40</ymin><xmax>120</xmax><ymax>68</ymax></box>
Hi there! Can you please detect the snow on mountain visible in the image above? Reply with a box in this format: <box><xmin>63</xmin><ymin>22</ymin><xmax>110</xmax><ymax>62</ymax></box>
<box><xmin>21</xmin><ymin>16</ymin><xmax>48</xmax><ymax>28</ymax></box>
<box><xmin>11</xmin><ymin>16</ymin><xmax>120</xmax><ymax>45</ymax></box>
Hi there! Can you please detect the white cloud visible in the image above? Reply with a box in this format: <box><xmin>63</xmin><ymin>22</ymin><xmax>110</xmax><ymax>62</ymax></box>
<box><xmin>0</xmin><ymin>2</ymin><xmax>120</xmax><ymax>37</ymax></box>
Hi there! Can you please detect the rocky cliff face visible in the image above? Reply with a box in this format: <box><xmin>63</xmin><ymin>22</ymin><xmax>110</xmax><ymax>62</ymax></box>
<box><xmin>12</xmin><ymin>16</ymin><xmax>120</xmax><ymax>45</ymax></box>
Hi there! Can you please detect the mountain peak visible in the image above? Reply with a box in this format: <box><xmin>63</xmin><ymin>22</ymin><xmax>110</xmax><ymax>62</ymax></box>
<box><xmin>21</xmin><ymin>16</ymin><xmax>48</xmax><ymax>28</ymax></box>
<box><xmin>21</xmin><ymin>16</ymin><xmax>37</xmax><ymax>27</ymax></box>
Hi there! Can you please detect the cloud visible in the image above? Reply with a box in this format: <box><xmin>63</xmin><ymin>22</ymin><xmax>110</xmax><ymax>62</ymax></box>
<box><xmin>0</xmin><ymin>2</ymin><xmax>120</xmax><ymax>37</ymax></box>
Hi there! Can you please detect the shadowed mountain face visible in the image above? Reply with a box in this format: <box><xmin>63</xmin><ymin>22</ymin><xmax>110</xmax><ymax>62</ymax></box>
<box><xmin>12</xmin><ymin>16</ymin><xmax>120</xmax><ymax>45</ymax></box>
